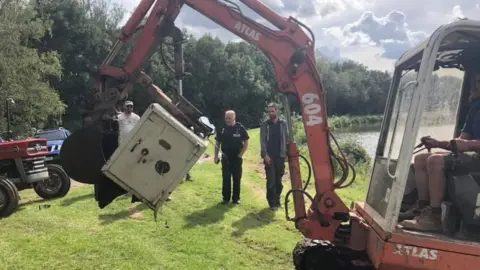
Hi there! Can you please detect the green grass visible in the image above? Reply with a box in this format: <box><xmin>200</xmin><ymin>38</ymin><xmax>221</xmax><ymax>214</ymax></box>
<box><xmin>0</xmin><ymin>128</ymin><xmax>369</xmax><ymax>270</ymax></box>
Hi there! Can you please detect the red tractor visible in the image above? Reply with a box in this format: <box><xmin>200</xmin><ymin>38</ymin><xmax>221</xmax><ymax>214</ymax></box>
<box><xmin>0</xmin><ymin>138</ymin><xmax>70</xmax><ymax>218</ymax></box>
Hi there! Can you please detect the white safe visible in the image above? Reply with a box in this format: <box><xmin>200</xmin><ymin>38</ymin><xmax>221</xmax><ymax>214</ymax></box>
<box><xmin>101</xmin><ymin>103</ymin><xmax>209</xmax><ymax>212</ymax></box>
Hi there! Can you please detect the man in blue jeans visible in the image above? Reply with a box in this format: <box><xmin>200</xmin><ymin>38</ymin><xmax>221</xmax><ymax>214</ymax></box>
<box><xmin>260</xmin><ymin>103</ymin><xmax>289</xmax><ymax>210</ymax></box>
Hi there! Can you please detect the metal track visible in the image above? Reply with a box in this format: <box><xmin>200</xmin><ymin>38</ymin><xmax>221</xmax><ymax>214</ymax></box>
<box><xmin>293</xmin><ymin>238</ymin><xmax>375</xmax><ymax>270</ymax></box>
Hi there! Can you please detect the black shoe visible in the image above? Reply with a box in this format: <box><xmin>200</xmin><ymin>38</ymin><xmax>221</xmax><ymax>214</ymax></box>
<box><xmin>221</xmin><ymin>200</ymin><xmax>229</xmax><ymax>205</ymax></box>
<box><xmin>270</xmin><ymin>206</ymin><xmax>279</xmax><ymax>211</ymax></box>
<box><xmin>232</xmin><ymin>200</ymin><xmax>240</xmax><ymax>205</ymax></box>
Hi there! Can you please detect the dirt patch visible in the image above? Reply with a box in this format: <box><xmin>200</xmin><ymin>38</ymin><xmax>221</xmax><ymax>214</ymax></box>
<box><xmin>250</xmin><ymin>184</ymin><xmax>265</xmax><ymax>199</ymax></box>
<box><xmin>198</xmin><ymin>154</ymin><xmax>213</xmax><ymax>163</ymax></box>
<box><xmin>70</xmin><ymin>179</ymin><xmax>87</xmax><ymax>188</ymax></box>
<box><xmin>245</xmin><ymin>163</ymin><xmax>267</xmax><ymax>198</ymax></box>
<box><xmin>128</xmin><ymin>206</ymin><xmax>145</xmax><ymax>220</ymax></box>
<box><xmin>253</xmin><ymin>166</ymin><xmax>263</xmax><ymax>175</ymax></box>
<box><xmin>250</xmin><ymin>161</ymin><xmax>289</xmax><ymax>182</ymax></box>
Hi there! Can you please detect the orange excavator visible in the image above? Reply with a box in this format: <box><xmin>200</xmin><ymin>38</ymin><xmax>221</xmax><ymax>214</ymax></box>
<box><xmin>58</xmin><ymin>0</ymin><xmax>480</xmax><ymax>269</ymax></box>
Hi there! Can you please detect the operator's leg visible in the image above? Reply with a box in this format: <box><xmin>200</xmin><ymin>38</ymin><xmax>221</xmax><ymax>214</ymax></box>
<box><xmin>427</xmin><ymin>154</ymin><xmax>447</xmax><ymax>208</ymax></box>
<box><xmin>231</xmin><ymin>157</ymin><xmax>243</xmax><ymax>204</ymax></box>
<box><xmin>265</xmin><ymin>160</ymin><xmax>277</xmax><ymax>209</ymax></box>
<box><xmin>221</xmin><ymin>157</ymin><xmax>232</xmax><ymax>204</ymax></box>
<box><xmin>398</xmin><ymin>153</ymin><xmax>431</xmax><ymax>221</ymax></box>
<box><xmin>400</xmin><ymin>152</ymin><xmax>450</xmax><ymax>232</ymax></box>
<box><xmin>273</xmin><ymin>157</ymin><xmax>285</xmax><ymax>208</ymax></box>
<box><xmin>415</xmin><ymin>153</ymin><xmax>435</xmax><ymax>203</ymax></box>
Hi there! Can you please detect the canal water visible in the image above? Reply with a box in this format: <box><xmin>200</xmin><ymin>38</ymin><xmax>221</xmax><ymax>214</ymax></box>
<box><xmin>334</xmin><ymin>124</ymin><xmax>457</xmax><ymax>159</ymax></box>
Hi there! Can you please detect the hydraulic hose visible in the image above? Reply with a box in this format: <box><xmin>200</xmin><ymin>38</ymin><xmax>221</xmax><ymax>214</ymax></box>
<box><xmin>299</xmin><ymin>154</ymin><xmax>312</xmax><ymax>191</ymax></box>
<box><xmin>160</xmin><ymin>42</ymin><xmax>175</xmax><ymax>74</ymax></box>
<box><xmin>284</xmin><ymin>188</ymin><xmax>315</xmax><ymax>221</ymax></box>
<box><xmin>329</xmin><ymin>130</ymin><xmax>356</xmax><ymax>189</ymax></box>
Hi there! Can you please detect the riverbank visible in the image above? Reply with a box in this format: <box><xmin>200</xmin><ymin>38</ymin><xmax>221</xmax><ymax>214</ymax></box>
<box><xmin>325</xmin><ymin>110</ymin><xmax>457</xmax><ymax>132</ymax></box>
<box><xmin>328</xmin><ymin>115</ymin><xmax>383</xmax><ymax>131</ymax></box>
<box><xmin>293</xmin><ymin>114</ymin><xmax>383</xmax><ymax>145</ymax></box>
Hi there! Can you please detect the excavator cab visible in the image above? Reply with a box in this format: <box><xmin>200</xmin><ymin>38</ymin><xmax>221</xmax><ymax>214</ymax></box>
<box><xmin>354</xmin><ymin>19</ymin><xmax>480</xmax><ymax>269</ymax></box>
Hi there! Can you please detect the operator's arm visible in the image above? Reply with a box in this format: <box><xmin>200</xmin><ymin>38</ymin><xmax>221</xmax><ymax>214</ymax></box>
<box><xmin>239</xmin><ymin>125</ymin><xmax>250</xmax><ymax>158</ymax></box>
<box><xmin>448</xmin><ymin>109</ymin><xmax>480</xmax><ymax>151</ymax></box>
<box><xmin>458</xmin><ymin>110</ymin><xmax>474</xmax><ymax>140</ymax></box>
<box><xmin>432</xmin><ymin>109</ymin><xmax>475</xmax><ymax>150</ymax></box>
<box><xmin>259</xmin><ymin>122</ymin><xmax>268</xmax><ymax>159</ymax></box>
<box><xmin>455</xmin><ymin>119</ymin><xmax>480</xmax><ymax>152</ymax></box>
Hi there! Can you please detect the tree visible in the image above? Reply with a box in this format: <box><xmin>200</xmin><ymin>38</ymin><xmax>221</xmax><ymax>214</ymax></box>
<box><xmin>28</xmin><ymin>0</ymin><xmax>401</xmax><ymax>131</ymax></box>
<box><xmin>34</xmin><ymin>0</ymin><xmax>125</xmax><ymax>130</ymax></box>
<box><xmin>0</xmin><ymin>0</ymin><xmax>65</xmax><ymax>137</ymax></box>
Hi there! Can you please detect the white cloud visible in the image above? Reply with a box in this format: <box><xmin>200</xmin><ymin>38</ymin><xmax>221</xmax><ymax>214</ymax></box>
<box><xmin>113</xmin><ymin>0</ymin><xmax>480</xmax><ymax>72</ymax></box>
<box><xmin>342</xmin><ymin>46</ymin><xmax>395</xmax><ymax>71</ymax></box>
<box><xmin>326</xmin><ymin>10</ymin><xmax>428</xmax><ymax>59</ymax></box>
<box><xmin>262</xmin><ymin>0</ymin><xmax>284</xmax><ymax>9</ymax></box>
<box><xmin>451</xmin><ymin>5</ymin><xmax>465</xmax><ymax>20</ymax></box>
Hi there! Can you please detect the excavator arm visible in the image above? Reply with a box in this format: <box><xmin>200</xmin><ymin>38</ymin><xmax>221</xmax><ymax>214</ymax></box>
<box><xmin>72</xmin><ymin>0</ymin><xmax>353</xmax><ymax>243</ymax></box>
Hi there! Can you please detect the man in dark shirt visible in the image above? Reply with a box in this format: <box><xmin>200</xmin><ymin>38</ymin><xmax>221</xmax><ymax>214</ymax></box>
<box><xmin>214</xmin><ymin>110</ymin><xmax>249</xmax><ymax>205</ymax></box>
<box><xmin>260</xmin><ymin>103</ymin><xmax>289</xmax><ymax>210</ymax></box>
<box><xmin>400</xmin><ymin>73</ymin><xmax>480</xmax><ymax>232</ymax></box>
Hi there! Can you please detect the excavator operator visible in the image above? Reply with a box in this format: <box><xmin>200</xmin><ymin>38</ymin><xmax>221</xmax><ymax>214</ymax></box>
<box><xmin>399</xmin><ymin>72</ymin><xmax>480</xmax><ymax>233</ymax></box>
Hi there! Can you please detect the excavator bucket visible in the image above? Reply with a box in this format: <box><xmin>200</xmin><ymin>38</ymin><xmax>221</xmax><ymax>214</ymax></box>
<box><xmin>60</xmin><ymin>124</ymin><xmax>111</xmax><ymax>185</ymax></box>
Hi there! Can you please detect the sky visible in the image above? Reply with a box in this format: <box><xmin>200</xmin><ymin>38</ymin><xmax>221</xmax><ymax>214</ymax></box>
<box><xmin>113</xmin><ymin>0</ymin><xmax>480</xmax><ymax>71</ymax></box>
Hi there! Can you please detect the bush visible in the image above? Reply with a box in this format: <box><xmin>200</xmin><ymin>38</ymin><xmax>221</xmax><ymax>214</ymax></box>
<box><xmin>328</xmin><ymin>140</ymin><xmax>370</xmax><ymax>177</ymax></box>
<box><xmin>292</xmin><ymin>115</ymin><xmax>383</xmax><ymax>145</ymax></box>
<box><xmin>298</xmin><ymin>139</ymin><xmax>371</xmax><ymax>178</ymax></box>
<box><xmin>336</xmin><ymin>139</ymin><xmax>371</xmax><ymax>165</ymax></box>
<box><xmin>293</xmin><ymin>117</ymin><xmax>371</xmax><ymax>177</ymax></box>
<box><xmin>294</xmin><ymin>120</ymin><xmax>307</xmax><ymax>145</ymax></box>
<box><xmin>295</xmin><ymin>123</ymin><xmax>370</xmax><ymax>163</ymax></box>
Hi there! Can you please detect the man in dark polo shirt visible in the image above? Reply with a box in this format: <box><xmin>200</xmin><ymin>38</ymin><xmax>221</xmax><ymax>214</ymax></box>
<box><xmin>214</xmin><ymin>110</ymin><xmax>249</xmax><ymax>205</ymax></box>
<box><xmin>400</xmin><ymin>72</ymin><xmax>480</xmax><ymax>232</ymax></box>
<box><xmin>260</xmin><ymin>103</ymin><xmax>289</xmax><ymax>210</ymax></box>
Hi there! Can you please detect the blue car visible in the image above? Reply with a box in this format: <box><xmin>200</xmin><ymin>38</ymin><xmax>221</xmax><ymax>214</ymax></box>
<box><xmin>35</xmin><ymin>128</ymin><xmax>71</xmax><ymax>163</ymax></box>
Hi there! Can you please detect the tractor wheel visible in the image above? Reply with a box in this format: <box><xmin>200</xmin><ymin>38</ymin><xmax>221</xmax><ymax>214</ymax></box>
<box><xmin>34</xmin><ymin>164</ymin><xmax>71</xmax><ymax>199</ymax></box>
<box><xmin>0</xmin><ymin>177</ymin><xmax>20</xmax><ymax>218</ymax></box>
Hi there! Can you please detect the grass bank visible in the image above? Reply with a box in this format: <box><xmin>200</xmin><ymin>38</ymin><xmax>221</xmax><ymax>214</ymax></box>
<box><xmin>0</xmin><ymin>128</ymin><xmax>369</xmax><ymax>270</ymax></box>
<box><xmin>319</xmin><ymin>110</ymin><xmax>458</xmax><ymax>132</ymax></box>
<box><xmin>328</xmin><ymin>115</ymin><xmax>383</xmax><ymax>131</ymax></box>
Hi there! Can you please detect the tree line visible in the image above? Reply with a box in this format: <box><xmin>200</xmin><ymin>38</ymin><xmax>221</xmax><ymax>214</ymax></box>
<box><xmin>0</xmin><ymin>0</ymin><xmax>464</xmax><ymax>137</ymax></box>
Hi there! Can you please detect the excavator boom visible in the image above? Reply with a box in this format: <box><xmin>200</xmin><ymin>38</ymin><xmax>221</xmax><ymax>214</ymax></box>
<box><xmin>60</xmin><ymin>0</ymin><xmax>362</xmax><ymax>269</ymax></box>
<box><xmin>88</xmin><ymin>0</ymin><xmax>351</xmax><ymax>241</ymax></box>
